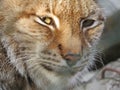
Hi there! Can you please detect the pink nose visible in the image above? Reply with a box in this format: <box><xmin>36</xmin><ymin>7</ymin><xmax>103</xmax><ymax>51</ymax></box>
<box><xmin>64</xmin><ymin>53</ymin><xmax>81</xmax><ymax>66</ymax></box>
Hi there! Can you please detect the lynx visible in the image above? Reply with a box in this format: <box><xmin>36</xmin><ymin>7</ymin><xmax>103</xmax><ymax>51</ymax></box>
<box><xmin>0</xmin><ymin>0</ymin><xmax>105</xmax><ymax>90</ymax></box>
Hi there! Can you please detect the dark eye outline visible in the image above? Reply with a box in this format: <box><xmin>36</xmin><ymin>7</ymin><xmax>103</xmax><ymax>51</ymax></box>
<box><xmin>39</xmin><ymin>16</ymin><xmax>53</xmax><ymax>25</ymax></box>
<box><xmin>82</xmin><ymin>19</ymin><xmax>95</xmax><ymax>28</ymax></box>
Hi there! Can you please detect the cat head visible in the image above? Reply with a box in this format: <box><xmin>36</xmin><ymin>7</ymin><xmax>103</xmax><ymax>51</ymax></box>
<box><xmin>0</xmin><ymin>0</ymin><xmax>105</xmax><ymax>89</ymax></box>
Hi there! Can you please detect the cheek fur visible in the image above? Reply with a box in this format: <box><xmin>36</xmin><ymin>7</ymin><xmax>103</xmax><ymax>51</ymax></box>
<box><xmin>15</xmin><ymin>17</ymin><xmax>54</xmax><ymax>42</ymax></box>
<box><xmin>85</xmin><ymin>24</ymin><xmax>104</xmax><ymax>45</ymax></box>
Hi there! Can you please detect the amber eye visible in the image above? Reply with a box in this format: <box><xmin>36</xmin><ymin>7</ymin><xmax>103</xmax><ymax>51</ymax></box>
<box><xmin>40</xmin><ymin>17</ymin><xmax>53</xmax><ymax>25</ymax></box>
<box><xmin>82</xmin><ymin>19</ymin><xmax>95</xmax><ymax>28</ymax></box>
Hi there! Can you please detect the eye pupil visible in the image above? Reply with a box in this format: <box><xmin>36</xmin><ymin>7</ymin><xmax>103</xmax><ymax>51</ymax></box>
<box><xmin>82</xmin><ymin>19</ymin><xmax>95</xmax><ymax>28</ymax></box>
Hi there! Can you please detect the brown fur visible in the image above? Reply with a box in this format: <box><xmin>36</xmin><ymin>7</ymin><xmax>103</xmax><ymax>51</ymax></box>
<box><xmin>0</xmin><ymin>0</ymin><xmax>104</xmax><ymax>90</ymax></box>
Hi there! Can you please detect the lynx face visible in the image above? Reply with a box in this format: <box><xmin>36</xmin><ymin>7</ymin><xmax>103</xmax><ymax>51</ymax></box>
<box><xmin>0</xmin><ymin>0</ymin><xmax>104</xmax><ymax>89</ymax></box>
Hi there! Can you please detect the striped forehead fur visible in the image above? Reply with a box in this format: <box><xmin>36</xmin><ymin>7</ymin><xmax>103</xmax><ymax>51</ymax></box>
<box><xmin>1</xmin><ymin>0</ymin><xmax>98</xmax><ymax>17</ymax></box>
<box><xmin>48</xmin><ymin>0</ymin><xmax>98</xmax><ymax>16</ymax></box>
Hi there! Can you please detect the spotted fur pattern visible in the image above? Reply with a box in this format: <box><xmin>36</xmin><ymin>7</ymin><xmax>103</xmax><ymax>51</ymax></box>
<box><xmin>0</xmin><ymin>0</ymin><xmax>104</xmax><ymax>90</ymax></box>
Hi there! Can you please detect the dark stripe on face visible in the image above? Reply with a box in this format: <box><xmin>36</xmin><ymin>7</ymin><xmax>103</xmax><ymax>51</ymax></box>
<box><xmin>41</xmin><ymin>63</ymin><xmax>53</xmax><ymax>71</ymax></box>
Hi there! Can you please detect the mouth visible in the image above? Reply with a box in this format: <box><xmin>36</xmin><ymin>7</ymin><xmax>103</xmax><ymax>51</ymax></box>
<box><xmin>40</xmin><ymin>62</ymin><xmax>86</xmax><ymax>75</ymax></box>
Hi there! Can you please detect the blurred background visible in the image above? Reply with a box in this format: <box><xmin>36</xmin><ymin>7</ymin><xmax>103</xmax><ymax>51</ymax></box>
<box><xmin>95</xmin><ymin>0</ymin><xmax>120</xmax><ymax>68</ymax></box>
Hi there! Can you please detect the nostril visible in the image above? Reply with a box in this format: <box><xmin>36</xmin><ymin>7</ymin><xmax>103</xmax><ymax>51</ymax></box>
<box><xmin>58</xmin><ymin>44</ymin><xmax>63</xmax><ymax>50</ymax></box>
<box><xmin>65</xmin><ymin>54</ymin><xmax>76</xmax><ymax>61</ymax></box>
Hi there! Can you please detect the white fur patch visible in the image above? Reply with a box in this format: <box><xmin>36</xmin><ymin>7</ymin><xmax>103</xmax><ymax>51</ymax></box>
<box><xmin>52</xmin><ymin>15</ymin><xmax>60</xmax><ymax>29</ymax></box>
